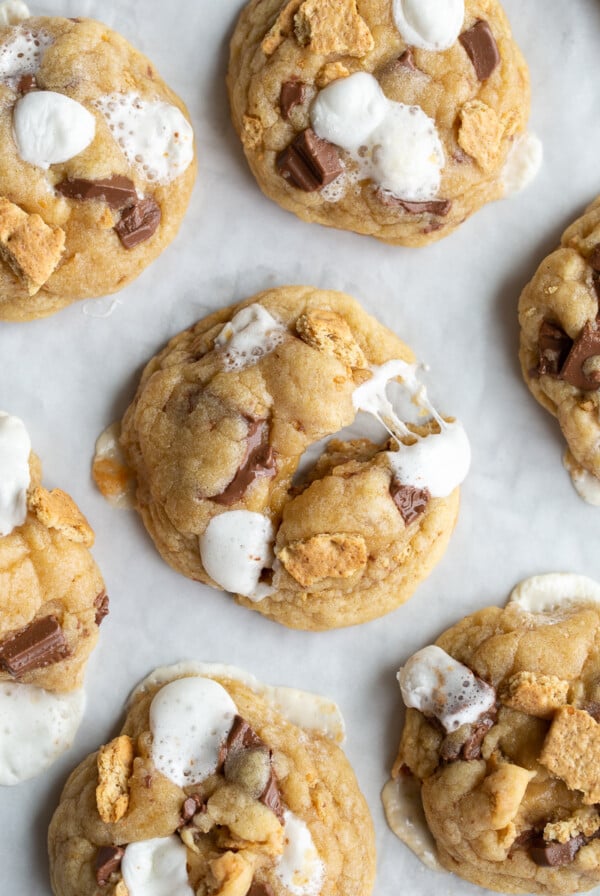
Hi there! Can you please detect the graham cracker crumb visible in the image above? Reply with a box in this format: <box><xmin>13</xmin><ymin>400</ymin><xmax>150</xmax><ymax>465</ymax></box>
<box><xmin>458</xmin><ymin>100</ymin><xmax>505</xmax><ymax>174</ymax></box>
<box><xmin>544</xmin><ymin>808</ymin><xmax>600</xmax><ymax>844</ymax></box>
<box><xmin>294</xmin><ymin>0</ymin><xmax>374</xmax><ymax>57</ymax></box>
<box><xmin>28</xmin><ymin>486</ymin><xmax>94</xmax><ymax>547</ymax></box>
<box><xmin>96</xmin><ymin>735</ymin><xmax>135</xmax><ymax>824</ymax></box>
<box><xmin>540</xmin><ymin>706</ymin><xmax>600</xmax><ymax>804</ymax></box>
<box><xmin>316</xmin><ymin>62</ymin><xmax>350</xmax><ymax>88</ymax></box>
<box><xmin>241</xmin><ymin>114</ymin><xmax>264</xmax><ymax>151</ymax></box>
<box><xmin>0</xmin><ymin>197</ymin><xmax>64</xmax><ymax>295</ymax></box>
<box><xmin>501</xmin><ymin>671</ymin><xmax>569</xmax><ymax>719</ymax></box>
<box><xmin>296</xmin><ymin>309</ymin><xmax>367</xmax><ymax>369</ymax></box>
<box><xmin>278</xmin><ymin>532</ymin><xmax>368</xmax><ymax>587</ymax></box>
<box><xmin>262</xmin><ymin>0</ymin><xmax>303</xmax><ymax>55</ymax></box>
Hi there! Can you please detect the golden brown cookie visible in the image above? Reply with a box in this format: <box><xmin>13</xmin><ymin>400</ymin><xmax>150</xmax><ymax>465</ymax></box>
<box><xmin>519</xmin><ymin>197</ymin><xmax>600</xmax><ymax>505</ymax></box>
<box><xmin>228</xmin><ymin>0</ymin><xmax>536</xmax><ymax>247</ymax></box>
<box><xmin>48</xmin><ymin>662</ymin><xmax>376</xmax><ymax>896</ymax></box>
<box><xmin>0</xmin><ymin>11</ymin><xmax>196</xmax><ymax>320</ymax></box>
<box><xmin>94</xmin><ymin>286</ymin><xmax>470</xmax><ymax>630</ymax></box>
<box><xmin>384</xmin><ymin>573</ymin><xmax>600</xmax><ymax>895</ymax></box>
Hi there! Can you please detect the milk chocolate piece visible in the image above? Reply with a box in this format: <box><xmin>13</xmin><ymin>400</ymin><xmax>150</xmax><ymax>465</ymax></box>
<box><xmin>459</xmin><ymin>20</ymin><xmax>500</xmax><ymax>81</ymax></box>
<box><xmin>277</xmin><ymin>128</ymin><xmax>343</xmax><ymax>192</ymax></box>
<box><xmin>95</xmin><ymin>846</ymin><xmax>125</xmax><ymax>886</ymax></box>
<box><xmin>57</xmin><ymin>175</ymin><xmax>137</xmax><ymax>210</ymax></box>
<box><xmin>17</xmin><ymin>74</ymin><xmax>37</xmax><ymax>93</ymax></box>
<box><xmin>530</xmin><ymin>834</ymin><xmax>586</xmax><ymax>867</ymax></box>
<box><xmin>213</xmin><ymin>420</ymin><xmax>276</xmax><ymax>506</ymax></box>
<box><xmin>390</xmin><ymin>482</ymin><xmax>430</xmax><ymax>524</ymax></box>
<box><xmin>537</xmin><ymin>321</ymin><xmax>573</xmax><ymax>377</ymax></box>
<box><xmin>0</xmin><ymin>615</ymin><xmax>69</xmax><ymax>677</ymax></box>
<box><xmin>377</xmin><ymin>190</ymin><xmax>451</xmax><ymax>216</ymax></box>
<box><xmin>248</xmin><ymin>883</ymin><xmax>275</xmax><ymax>896</ymax></box>
<box><xmin>280</xmin><ymin>79</ymin><xmax>306</xmax><ymax>120</ymax></box>
<box><xmin>115</xmin><ymin>198</ymin><xmax>161</xmax><ymax>249</ymax></box>
<box><xmin>560</xmin><ymin>320</ymin><xmax>600</xmax><ymax>390</ymax></box>
<box><xmin>396</xmin><ymin>48</ymin><xmax>416</xmax><ymax>70</ymax></box>
<box><xmin>260</xmin><ymin>768</ymin><xmax>284</xmax><ymax>822</ymax></box>
<box><xmin>220</xmin><ymin>715</ymin><xmax>284</xmax><ymax>821</ymax></box>
<box><xmin>94</xmin><ymin>591</ymin><xmax>110</xmax><ymax>626</ymax></box>
<box><xmin>179</xmin><ymin>793</ymin><xmax>205</xmax><ymax>826</ymax></box>
<box><xmin>461</xmin><ymin>713</ymin><xmax>496</xmax><ymax>761</ymax></box>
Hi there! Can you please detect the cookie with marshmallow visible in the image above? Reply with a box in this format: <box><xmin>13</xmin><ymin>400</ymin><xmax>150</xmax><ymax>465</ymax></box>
<box><xmin>383</xmin><ymin>573</ymin><xmax>600</xmax><ymax>895</ymax></box>
<box><xmin>0</xmin><ymin>412</ymin><xmax>106</xmax><ymax>785</ymax></box>
<box><xmin>0</xmin><ymin>7</ymin><xmax>196</xmax><ymax>320</ymax></box>
<box><xmin>93</xmin><ymin>286</ymin><xmax>470</xmax><ymax>629</ymax></box>
<box><xmin>48</xmin><ymin>661</ymin><xmax>375</xmax><ymax>896</ymax></box>
<box><xmin>228</xmin><ymin>0</ymin><xmax>539</xmax><ymax>247</ymax></box>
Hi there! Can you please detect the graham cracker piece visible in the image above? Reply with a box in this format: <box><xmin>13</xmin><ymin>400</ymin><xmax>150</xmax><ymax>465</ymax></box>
<box><xmin>241</xmin><ymin>114</ymin><xmax>264</xmax><ymax>151</ymax></box>
<box><xmin>294</xmin><ymin>0</ymin><xmax>374</xmax><ymax>57</ymax></box>
<box><xmin>545</xmin><ymin>807</ymin><xmax>600</xmax><ymax>844</ymax></box>
<box><xmin>296</xmin><ymin>309</ymin><xmax>367</xmax><ymax>369</ymax></box>
<box><xmin>28</xmin><ymin>486</ymin><xmax>94</xmax><ymax>547</ymax></box>
<box><xmin>262</xmin><ymin>0</ymin><xmax>303</xmax><ymax>55</ymax></box>
<box><xmin>96</xmin><ymin>735</ymin><xmax>135</xmax><ymax>823</ymax></box>
<box><xmin>540</xmin><ymin>706</ymin><xmax>600</xmax><ymax>804</ymax></box>
<box><xmin>279</xmin><ymin>533</ymin><xmax>367</xmax><ymax>587</ymax></box>
<box><xmin>501</xmin><ymin>671</ymin><xmax>569</xmax><ymax>719</ymax></box>
<box><xmin>0</xmin><ymin>197</ymin><xmax>64</xmax><ymax>295</ymax></box>
<box><xmin>458</xmin><ymin>100</ymin><xmax>505</xmax><ymax>174</ymax></box>
<box><xmin>316</xmin><ymin>61</ymin><xmax>350</xmax><ymax>88</ymax></box>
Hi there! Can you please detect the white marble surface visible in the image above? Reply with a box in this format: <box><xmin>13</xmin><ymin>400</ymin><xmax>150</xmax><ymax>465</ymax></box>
<box><xmin>2</xmin><ymin>1</ymin><xmax>600</xmax><ymax>894</ymax></box>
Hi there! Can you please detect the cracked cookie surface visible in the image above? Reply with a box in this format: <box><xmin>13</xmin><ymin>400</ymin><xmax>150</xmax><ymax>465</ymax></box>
<box><xmin>228</xmin><ymin>0</ymin><xmax>531</xmax><ymax>247</ymax></box>
<box><xmin>95</xmin><ymin>286</ymin><xmax>469</xmax><ymax>630</ymax></box>
<box><xmin>48</xmin><ymin>662</ymin><xmax>376</xmax><ymax>896</ymax></box>
<box><xmin>385</xmin><ymin>573</ymin><xmax>600</xmax><ymax>895</ymax></box>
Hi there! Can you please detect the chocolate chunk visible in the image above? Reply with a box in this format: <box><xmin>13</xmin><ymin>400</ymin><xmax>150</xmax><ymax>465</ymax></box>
<box><xmin>115</xmin><ymin>198</ymin><xmax>161</xmax><ymax>249</ymax></box>
<box><xmin>220</xmin><ymin>715</ymin><xmax>284</xmax><ymax>821</ymax></box>
<box><xmin>560</xmin><ymin>320</ymin><xmax>600</xmax><ymax>390</ymax></box>
<box><xmin>530</xmin><ymin>834</ymin><xmax>586</xmax><ymax>867</ymax></box>
<box><xmin>509</xmin><ymin>828</ymin><xmax>538</xmax><ymax>854</ymax></box>
<box><xmin>376</xmin><ymin>190</ymin><xmax>451</xmax><ymax>216</ymax></box>
<box><xmin>94</xmin><ymin>592</ymin><xmax>110</xmax><ymax>626</ymax></box>
<box><xmin>461</xmin><ymin>713</ymin><xmax>496</xmax><ymax>761</ymax></box>
<box><xmin>260</xmin><ymin>768</ymin><xmax>284</xmax><ymax>822</ymax></box>
<box><xmin>396</xmin><ymin>48</ymin><xmax>416</xmax><ymax>70</ymax></box>
<box><xmin>459</xmin><ymin>20</ymin><xmax>500</xmax><ymax>81</ymax></box>
<box><xmin>280</xmin><ymin>79</ymin><xmax>306</xmax><ymax>120</ymax></box>
<box><xmin>248</xmin><ymin>883</ymin><xmax>275</xmax><ymax>896</ymax></box>
<box><xmin>390</xmin><ymin>482</ymin><xmax>431</xmax><ymax>525</ymax></box>
<box><xmin>57</xmin><ymin>175</ymin><xmax>137</xmax><ymax>210</ymax></box>
<box><xmin>179</xmin><ymin>793</ymin><xmax>205</xmax><ymax>826</ymax></box>
<box><xmin>95</xmin><ymin>845</ymin><xmax>124</xmax><ymax>887</ymax></box>
<box><xmin>213</xmin><ymin>420</ymin><xmax>277</xmax><ymax>506</ymax></box>
<box><xmin>277</xmin><ymin>128</ymin><xmax>343</xmax><ymax>192</ymax></box>
<box><xmin>0</xmin><ymin>616</ymin><xmax>69</xmax><ymax>678</ymax></box>
<box><xmin>17</xmin><ymin>74</ymin><xmax>37</xmax><ymax>93</ymax></box>
<box><xmin>537</xmin><ymin>320</ymin><xmax>573</xmax><ymax>377</ymax></box>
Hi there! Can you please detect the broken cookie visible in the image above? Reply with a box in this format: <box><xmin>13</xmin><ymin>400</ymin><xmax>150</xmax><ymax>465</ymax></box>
<box><xmin>48</xmin><ymin>662</ymin><xmax>375</xmax><ymax>896</ymax></box>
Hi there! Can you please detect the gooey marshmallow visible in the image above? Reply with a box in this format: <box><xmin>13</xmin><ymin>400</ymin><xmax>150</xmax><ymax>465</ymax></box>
<box><xmin>311</xmin><ymin>72</ymin><xmax>444</xmax><ymax>201</ymax></box>
<box><xmin>122</xmin><ymin>836</ymin><xmax>193</xmax><ymax>896</ymax></box>
<box><xmin>0</xmin><ymin>682</ymin><xmax>85</xmax><ymax>785</ymax></box>
<box><xmin>149</xmin><ymin>677</ymin><xmax>236</xmax><ymax>787</ymax></box>
<box><xmin>352</xmin><ymin>360</ymin><xmax>470</xmax><ymax>498</ymax></box>
<box><xmin>214</xmin><ymin>304</ymin><xmax>286</xmax><ymax>372</ymax></box>
<box><xmin>199</xmin><ymin>510</ymin><xmax>275</xmax><ymax>600</ymax></box>
<box><xmin>0</xmin><ymin>411</ymin><xmax>31</xmax><ymax>537</ymax></box>
<box><xmin>0</xmin><ymin>22</ymin><xmax>53</xmax><ymax>86</ymax></box>
<box><xmin>398</xmin><ymin>645</ymin><xmax>495</xmax><ymax>732</ymax></box>
<box><xmin>508</xmin><ymin>573</ymin><xmax>600</xmax><ymax>615</ymax></box>
<box><xmin>95</xmin><ymin>93</ymin><xmax>194</xmax><ymax>184</ymax></box>
<box><xmin>502</xmin><ymin>132</ymin><xmax>543</xmax><ymax>195</ymax></box>
<box><xmin>13</xmin><ymin>90</ymin><xmax>96</xmax><ymax>169</ymax></box>
<box><xmin>276</xmin><ymin>810</ymin><xmax>325</xmax><ymax>896</ymax></box>
<box><xmin>393</xmin><ymin>0</ymin><xmax>464</xmax><ymax>51</ymax></box>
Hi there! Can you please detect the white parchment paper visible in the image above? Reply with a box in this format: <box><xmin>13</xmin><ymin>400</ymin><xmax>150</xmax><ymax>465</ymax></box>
<box><xmin>2</xmin><ymin>2</ymin><xmax>600</xmax><ymax>894</ymax></box>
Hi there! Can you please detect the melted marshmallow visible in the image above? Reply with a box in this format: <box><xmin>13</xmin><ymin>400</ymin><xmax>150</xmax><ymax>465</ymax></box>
<box><xmin>564</xmin><ymin>458</ymin><xmax>600</xmax><ymax>506</ymax></box>
<box><xmin>311</xmin><ymin>72</ymin><xmax>444</xmax><ymax>201</ymax></box>
<box><xmin>398</xmin><ymin>645</ymin><xmax>495</xmax><ymax>733</ymax></box>
<box><xmin>0</xmin><ymin>23</ymin><xmax>52</xmax><ymax>87</ymax></box>
<box><xmin>502</xmin><ymin>132</ymin><xmax>543</xmax><ymax>195</ymax></box>
<box><xmin>393</xmin><ymin>0</ymin><xmax>464</xmax><ymax>51</ymax></box>
<box><xmin>0</xmin><ymin>683</ymin><xmax>84</xmax><ymax>785</ymax></box>
<box><xmin>0</xmin><ymin>411</ymin><xmax>30</xmax><ymax>537</ymax></box>
<box><xmin>352</xmin><ymin>360</ymin><xmax>470</xmax><ymax>497</ymax></box>
<box><xmin>508</xmin><ymin>573</ymin><xmax>600</xmax><ymax>615</ymax></box>
<box><xmin>276</xmin><ymin>810</ymin><xmax>325</xmax><ymax>896</ymax></box>
<box><xmin>94</xmin><ymin>93</ymin><xmax>193</xmax><ymax>184</ymax></box>
<box><xmin>214</xmin><ymin>304</ymin><xmax>286</xmax><ymax>372</ymax></box>
<box><xmin>381</xmin><ymin>776</ymin><xmax>440</xmax><ymax>871</ymax></box>
<box><xmin>0</xmin><ymin>1</ymin><xmax>30</xmax><ymax>26</ymax></box>
<box><xmin>122</xmin><ymin>836</ymin><xmax>193</xmax><ymax>896</ymax></box>
<box><xmin>133</xmin><ymin>662</ymin><xmax>346</xmax><ymax>744</ymax></box>
<box><xmin>13</xmin><ymin>90</ymin><xmax>95</xmax><ymax>169</ymax></box>
<box><xmin>199</xmin><ymin>510</ymin><xmax>275</xmax><ymax>600</ymax></box>
<box><xmin>149</xmin><ymin>677</ymin><xmax>236</xmax><ymax>786</ymax></box>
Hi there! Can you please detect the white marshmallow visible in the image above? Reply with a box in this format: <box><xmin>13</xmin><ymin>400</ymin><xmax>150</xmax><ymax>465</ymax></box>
<box><xmin>13</xmin><ymin>90</ymin><xmax>96</xmax><ymax>169</ymax></box>
<box><xmin>508</xmin><ymin>573</ymin><xmax>600</xmax><ymax>615</ymax></box>
<box><xmin>564</xmin><ymin>453</ymin><xmax>600</xmax><ymax>506</ymax></box>
<box><xmin>393</xmin><ymin>0</ymin><xmax>464</xmax><ymax>51</ymax></box>
<box><xmin>276</xmin><ymin>810</ymin><xmax>324</xmax><ymax>896</ymax></box>
<box><xmin>121</xmin><ymin>837</ymin><xmax>193</xmax><ymax>896</ymax></box>
<box><xmin>398</xmin><ymin>645</ymin><xmax>496</xmax><ymax>732</ymax></box>
<box><xmin>381</xmin><ymin>776</ymin><xmax>440</xmax><ymax>871</ymax></box>
<box><xmin>94</xmin><ymin>93</ymin><xmax>194</xmax><ymax>184</ymax></box>
<box><xmin>0</xmin><ymin>23</ymin><xmax>52</xmax><ymax>87</ymax></box>
<box><xmin>311</xmin><ymin>71</ymin><xmax>444</xmax><ymax>201</ymax></box>
<box><xmin>502</xmin><ymin>132</ymin><xmax>543</xmax><ymax>195</ymax></box>
<box><xmin>199</xmin><ymin>510</ymin><xmax>274</xmax><ymax>600</ymax></box>
<box><xmin>0</xmin><ymin>682</ymin><xmax>84</xmax><ymax>785</ymax></box>
<box><xmin>0</xmin><ymin>411</ymin><xmax>30</xmax><ymax>537</ymax></box>
<box><xmin>149</xmin><ymin>677</ymin><xmax>236</xmax><ymax>787</ymax></box>
<box><xmin>0</xmin><ymin>1</ymin><xmax>30</xmax><ymax>26</ymax></box>
<box><xmin>214</xmin><ymin>304</ymin><xmax>286</xmax><ymax>372</ymax></box>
